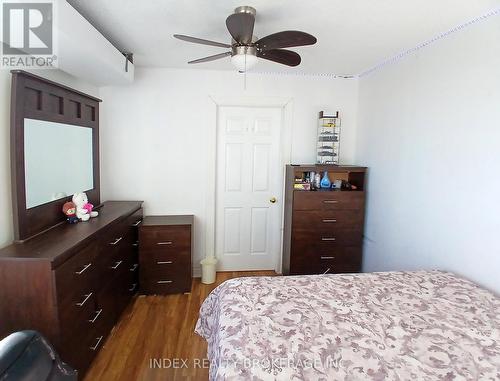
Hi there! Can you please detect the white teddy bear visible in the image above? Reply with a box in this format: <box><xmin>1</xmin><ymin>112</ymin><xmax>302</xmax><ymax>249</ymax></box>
<box><xmin>72</xmin><ymin>192</ymin><xmax>98</xmax><ymax>222</ymax></box>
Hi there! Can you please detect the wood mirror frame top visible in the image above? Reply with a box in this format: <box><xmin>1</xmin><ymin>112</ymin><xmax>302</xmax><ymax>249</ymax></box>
<box><xmin>10</xmin><ymin>70</ymin><xmax>102</xmax><ymax>242</ymax></box>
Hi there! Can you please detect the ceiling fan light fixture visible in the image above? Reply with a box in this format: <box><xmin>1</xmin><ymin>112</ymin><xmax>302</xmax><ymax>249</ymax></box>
<box><xmin>231</xmin><ymin>45</ymin><xmax>258</xmax><ymax>72</ymax></box>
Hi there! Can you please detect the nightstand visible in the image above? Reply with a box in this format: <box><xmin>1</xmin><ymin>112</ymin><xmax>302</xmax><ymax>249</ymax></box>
<box><xmin>138</xmin><ymin>215</ymin><xmax>193</xmax><ymax>294</ymax></box>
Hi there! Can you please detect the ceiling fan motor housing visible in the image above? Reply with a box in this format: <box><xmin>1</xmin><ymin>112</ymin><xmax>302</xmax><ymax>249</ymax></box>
<box><xmin>234</xmin><ymin>6</ymin><xmax>256</xmax><ymax>16</ymax></box>
<box><xmin>232</xmin><ymin>45</ymin><xmax>257</xmax><ymax>57</ymax></box>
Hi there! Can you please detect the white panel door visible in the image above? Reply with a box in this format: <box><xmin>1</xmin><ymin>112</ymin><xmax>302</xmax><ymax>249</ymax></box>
<box><xmin>216</xmin><ymin>106</ymin><xmax>283</xmax><ymax>271</ymax></box>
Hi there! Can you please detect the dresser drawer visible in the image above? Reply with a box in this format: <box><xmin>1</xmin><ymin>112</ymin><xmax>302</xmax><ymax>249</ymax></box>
<box><xmin>97</xmin><ymin>229</ymin><xmax>136</xmax><ymax>281</ymax></box>
<box><xmin>292</xmin><ymin>210</ymin><xmax>364</xmax><ymax>230</ymax></box>
<box><xmin>95</xmin><ymin>269</ymin><xmax>133</xmax><ymax>332</ymax></box>
<box><xmin>61</xmin><ymin>307</ymin><xmax>112</xmax><ymax>375</ymax></box>
<box><xmin>139</xmin><ymin>226</ymin><xmax>191</xmax><ymax>252</ymax></box>
<box><xmin>55</xmin><ymin>242</ymin><xmax>100</xmax><ymax>304</ymax></box>
<box><xmin>293</xmin><ymin>191</ymin><xmax>364</xmax><ymax>211</ymax></box>
<box><xmin>58</xmin><ymin>290</ymin><xmax>97</xmax><ymax>336</ymax></box>
<box><xmin>94</xmin><ymin>249</ymin><xmax>128</xmax><ymax>282</ymax></box>
<box><xmin>126</xmin><ymin>209</ymin><xmax>143</xmax><ymax>230</ymax></box>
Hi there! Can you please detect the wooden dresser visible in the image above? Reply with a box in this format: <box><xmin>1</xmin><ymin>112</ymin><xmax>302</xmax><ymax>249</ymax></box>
<box><xmin>0</xmin><ymin>201</ymin><xmax>143</xmax><ymax>376</ymax></box>
<box><xmin>139</xmin><ymin>215</ymin><xmax>193</xmax><ymax>295</ymax></box>
<box><xmin>282</xmin><ymin>165</ymin><xmax>366</xmax><ymax>275</ymax></box>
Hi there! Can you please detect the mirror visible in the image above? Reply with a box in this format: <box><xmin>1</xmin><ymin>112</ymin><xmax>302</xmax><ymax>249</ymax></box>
<box><xmin>24</xmin><ymin>118</ymin><xmax>94</xmax><ymax>209</ymax></box>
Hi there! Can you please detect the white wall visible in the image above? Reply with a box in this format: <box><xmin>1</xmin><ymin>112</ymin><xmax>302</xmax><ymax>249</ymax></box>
<box><xmin>0</xmin><ymin>69</ymin><xmax>99</xmax><ymax>249</ymax></box>
<box><xmin>356</xmin><ymin>18</ymin><xmax>500</xmax><ymax>292</ymax></box>
<box><xmin>100</xmin><ymin>68</ymin><xmax>359</xmax><ymax>274</ymax></box>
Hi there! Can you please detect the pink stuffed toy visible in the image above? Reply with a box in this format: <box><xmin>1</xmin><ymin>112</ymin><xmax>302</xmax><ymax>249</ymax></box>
<box><xmin>83</xmin><ymin>202</ymin><xmax>98</xmax><ymax>217</ymax></box>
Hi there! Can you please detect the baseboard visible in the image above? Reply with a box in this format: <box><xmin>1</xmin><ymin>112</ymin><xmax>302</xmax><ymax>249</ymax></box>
<box><xmin>192</xmin><ymin>265</ymin><xmax>201</xmax><ymax>278</ymax></box>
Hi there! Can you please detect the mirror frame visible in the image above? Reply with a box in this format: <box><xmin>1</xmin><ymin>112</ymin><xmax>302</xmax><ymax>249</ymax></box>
<box><xmin>10</xmin><ymin>70</ymin><xmax>101</xmax><ymax>242</ymax></box>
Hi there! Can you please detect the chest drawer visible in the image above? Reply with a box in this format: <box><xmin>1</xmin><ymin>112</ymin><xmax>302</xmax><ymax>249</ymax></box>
<box><xmin>290</xmin><ymin>262</ymin><xmax>359</xmax><ymax>276</ymax></box>
<box><xmin>293</xmin><ymin>191</ymin><xmax>364</xmax><ymax>211</ymax></box>
<box><xmin>292</xmin><ymin>228</ymin><xmax>363</xmax><ymax>247</ymax></box>
<box><xmin>292</xmin><ymin>210</ymin><xmax>364</xmax><ymax>231</ymax></box>
<box><xmin>290</xmin><ymin>245</ymin><xmax>362</xmax><ymax>275</ymax></box>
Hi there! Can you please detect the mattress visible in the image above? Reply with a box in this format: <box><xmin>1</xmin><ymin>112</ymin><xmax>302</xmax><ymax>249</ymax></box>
<box><xmin>195</xmin><ymin>271</ymin><xmax>500</xmax><ymax>380</ymax></box>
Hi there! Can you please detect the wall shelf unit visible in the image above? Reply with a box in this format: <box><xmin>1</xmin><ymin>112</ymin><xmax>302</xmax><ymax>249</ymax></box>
<box><xmin>317</xmin><ymin>111</ymin><xmax>340</xmax><ymax>165</ymax></box>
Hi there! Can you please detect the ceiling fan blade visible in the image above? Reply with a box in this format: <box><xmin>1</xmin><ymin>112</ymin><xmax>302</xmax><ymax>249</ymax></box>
<box><xmin>188</xmin><ymin>51</ymin><xmax>231</xmax><ymax>64</ymax></box>
<box><xmin>257</xmin><ymin>49</ymin><xmax>301</xmax><ymax>67</ymax></box>
<box><xmin>256</xmin><ymin>31</ymin><xmax>317</xmax><ymax>51</ymax></box>
<box><xmin>173</xmin><ymin>34</ymin><xmax>231</xmax><ymax>48</ymax></box>
<box><xmin>226</xmin><ymin>13</ymin><xmax>255</xmax><ymax>44</ymax></box>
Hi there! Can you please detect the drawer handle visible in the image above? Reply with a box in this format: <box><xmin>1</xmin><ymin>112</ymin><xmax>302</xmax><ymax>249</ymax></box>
<box><xmin>129</xmin><ymin>283</ymin><xmax>138</xmax><ymax>292</ymax></box>
<box><xmin>157</xmin><ymin>261</ymin><xmax>173</xmax><ymax>265</ymax></box>
<box><xmin>129</xmin><ymin>263</ymin><xmax>139</xmax><ymax>272</ymax></box>
<box><xmin>89</xmin><ymin>309</ymin><xmax>103</xmax><ymax>323</ymax></box>
<box><xmin>110</xmin><ymin>260</ymin><xmax>123</xmax><ymax>270</ymax></box>
<box><xmin>76</xmin><ymin>292</ymin><xmax>93</xmax><ymax>307</ymax></box>
<box><xmin>110</xmin><ymin>237</ymin><xmax>123</xmax><ymax>245</ymax></box>
<box><xmin>132</xmin><ymin>220</ymin><xmax>142</xmax><ymax>227</ymax></box>
<box><xmin>157</xmin><ymin>242</ymin><xmax>173</xmax><ymax>246</ymax></box>
<box><xmin>323</xmin><ymin>200</ymin><xmax>339</xmax><ymax>204</ymax></box>
<box><xmin>132</xmin><ymin>242</ymin><xmax>138</xmax><ymax>247</ymax></box>
<box><xmin>321</xmin><ymin>237</ymin><xmax>336</xmax><ymax>241</ymax></box>
<box><xmin>157</xmin><ymin>280</ymin><xmax>173</xmax><ymax>284</ymax></box>
<box><xmin>90</xmin><ymin>336</ymin><xmax>104</xmax><ymax>351</ymax></box>
<box><xmin>322</xmin><ymin>219</ymin><xmax>337</xmax><ymax>223</ymax></box>
<box><xmin>75</xmin><ymin>263</ymin><xmax>92</xmax><ymax>275</ymax></box>
<box><xmin>323</xmin><ymin>268</ymin><xmax>331</xmax><ymax>274</ymax></box>
<box><xmin>321</xmin><ymin>256</ymin><xmax>335</xmax><ymax>260</ymax></box>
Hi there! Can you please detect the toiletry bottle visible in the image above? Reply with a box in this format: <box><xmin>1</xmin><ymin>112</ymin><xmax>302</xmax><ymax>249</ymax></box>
<box><xmin>314</xmin><ymin>173</ymin><xmax>321</xmax><ymax>189</ymax></box>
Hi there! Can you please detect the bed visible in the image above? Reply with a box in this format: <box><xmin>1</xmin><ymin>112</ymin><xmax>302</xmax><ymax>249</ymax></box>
<box><xmin>195</xmin><ymin>271</ymin><xmax>500</xmax><ymax>380</ymax></box>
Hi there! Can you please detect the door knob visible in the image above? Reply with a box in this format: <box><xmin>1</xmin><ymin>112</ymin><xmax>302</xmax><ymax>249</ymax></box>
<box><xmin>270</xmin><ymin>197</ymin><xmax>277</xmax><ymax>203</ymax></box>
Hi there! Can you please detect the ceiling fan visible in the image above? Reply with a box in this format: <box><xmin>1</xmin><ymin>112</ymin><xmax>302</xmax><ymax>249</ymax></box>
<box><xmin>173</xmin><ymin>6</ymin><xmax>317</xmax><ymax>72</ymax></box>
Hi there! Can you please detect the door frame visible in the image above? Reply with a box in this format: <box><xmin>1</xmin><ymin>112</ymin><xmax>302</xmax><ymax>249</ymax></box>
<box><xmin>205</xmin><ymin>96</ymin><xmax>293</xmax><ymax>273</ymax></box>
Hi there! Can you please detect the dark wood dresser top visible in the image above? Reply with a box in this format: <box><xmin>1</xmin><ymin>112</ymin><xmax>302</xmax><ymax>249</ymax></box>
<box><xmin>289</xmin><ymin>164</ymin><xmax>367</xmax><ymax>172</ymax></box>
<box><xmin>142</xmin><ymin>215</ymin><xmax>193</xmax><ymax>226</ymax></box>
<box><xmin>0</xmin><ymin>201</ymin><xmax>142</xmax><ymax>267</ymax></box>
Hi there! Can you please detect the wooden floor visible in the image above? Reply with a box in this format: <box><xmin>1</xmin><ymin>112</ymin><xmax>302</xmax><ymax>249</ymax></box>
<box><xmin>84</xmin><ymin>271</ymin><xmax>276</xmax><ymax>381</ymax></box>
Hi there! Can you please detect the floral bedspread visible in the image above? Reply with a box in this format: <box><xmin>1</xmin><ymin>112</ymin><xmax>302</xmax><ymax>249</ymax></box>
<box><xmin>195</xmin><ymin>271</ymin><xmax>500</xmax><ymax>380</ymax></box>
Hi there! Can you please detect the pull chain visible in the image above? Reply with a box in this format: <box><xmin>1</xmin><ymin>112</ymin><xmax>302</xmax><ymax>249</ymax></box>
<box><xmin>244</xmin><ymin>51</ymin><xmax>247</xmax><ymax>90</ymax></box>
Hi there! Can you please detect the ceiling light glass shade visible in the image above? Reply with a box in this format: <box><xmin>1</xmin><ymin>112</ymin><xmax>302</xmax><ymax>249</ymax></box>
<box><xmin>231</xmin><ymin>53</ymin><xmax>258</xmax><ymax>72</ymax></box>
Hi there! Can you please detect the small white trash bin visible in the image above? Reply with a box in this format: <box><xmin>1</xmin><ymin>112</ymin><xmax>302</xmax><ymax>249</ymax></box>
<box><xmin>200</xmin><ymin>257</ymin><xmax>217</xmax><ymax>284</ymax></box>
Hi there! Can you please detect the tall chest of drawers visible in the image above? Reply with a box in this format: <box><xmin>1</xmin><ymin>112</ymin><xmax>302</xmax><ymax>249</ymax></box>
<box><xmin>282</xmin><ymin>165</ymin><xmax>367</xmax><ymax>275</ymax></box>
<box><xmin>0</xmin><ymin>201</ymin><xmax>143</xmax><ymax>377</ymax></box>
<box><xmin>139</xmin><ymin>215</ymin><xmax>193</xmax><ymax>295</ymax></box>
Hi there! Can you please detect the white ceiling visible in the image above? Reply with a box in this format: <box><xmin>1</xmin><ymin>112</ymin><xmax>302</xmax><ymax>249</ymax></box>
<box><xmin>67</xmin><ymin>0</ymin><xmax>500</xmax><ymax>75</ymax></box>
